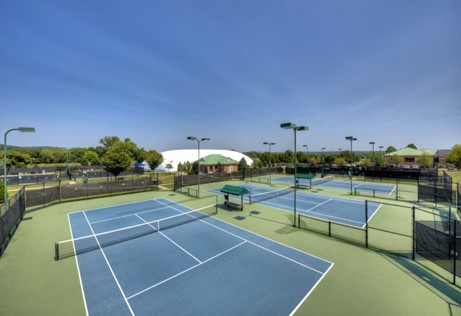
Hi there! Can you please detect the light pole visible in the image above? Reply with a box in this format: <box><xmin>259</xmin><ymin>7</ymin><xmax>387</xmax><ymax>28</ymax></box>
<box><xmin>3</xmin><ymin>127</ymin><xmax>35</xmax><ymax>207</ymax></box>
<box><xmin>321</xmin><ymin>147</ymin><xmax>325</xmax><ymax>178</ymax></box>
<box><xmin>369</xmin><ymin>141</ymin><xmax>375</xmax><ymax>181</ymax></box>
<box><xmin>263</xmin><ymin>142</ymin><xmax>276</xmax><ymax>183</ymax></box>
<box><xmin>281</xmin><ymin>122</ymin><xmax>309</xmax><ymax>227</ymax></box>
<box><xmin>187</xmin><ymin>136</ymin><xmax>210</xmax><ymax>198</ymax></box>
<box><xmin>345</xmin><ymin>136</ymin><xmax>357</xmax><ymax>195</ymax></box>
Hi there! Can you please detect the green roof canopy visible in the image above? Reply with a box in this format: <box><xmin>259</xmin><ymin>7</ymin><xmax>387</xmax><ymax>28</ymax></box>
<box><xmin>199</xmin><ymin>154</ymin><xmax>238</xmax><ymax>165</ymax></box>
<box><xmin>295</xmin><ymin>173</ymin><xmax>315</xmax><ymax>179</ymax></box>
<box><xmin>220</xmin><ymin>185</ymin><xmax>250</xmax><ymax>196</ymax></box>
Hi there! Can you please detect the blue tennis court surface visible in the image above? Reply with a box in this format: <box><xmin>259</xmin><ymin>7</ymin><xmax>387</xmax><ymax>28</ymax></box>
<box><xmin>273</xmin><ymin>176</ymin><xmax>396</xmax><ymax>195</ymax></box>
<box><xmin>67</xmin><ymin>198</ymin><xmax>333</xmax><ymax>315</ymax></box>
<box><xmin>210</xmin><ymin>185</ymin><xmax>381</xmax><ymax>228</ymax></box>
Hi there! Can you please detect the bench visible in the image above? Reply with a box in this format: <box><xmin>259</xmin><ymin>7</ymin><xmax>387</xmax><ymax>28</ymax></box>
<box><xmin>224</xmin><ymin>201</ymin><xmax>243</xmax><ymax>211</ymax></box>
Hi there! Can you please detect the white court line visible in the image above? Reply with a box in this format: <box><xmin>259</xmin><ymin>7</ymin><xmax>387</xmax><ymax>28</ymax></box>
<box><xmin>69</xmin><ymin>198</ymin><xmax>157</xmax><ymax>215</ymax></box>
<box><xmin>127</xmin><ymin>241</ymin><xmax>247</xmax><ymax>300</ymax></box>
<box><xmin>134</xmin><ymin>214</ymin><xmax>202</xmax><ymax>264</ymax></box>
<box><xmin>290</xmin><ymin>262</ymin><xmax>334</xmax><ymax>316</ymax></box>
<box><xmin>82</xmin><ymin>212</ymin><xmax>135</xmax><ymax>316</ymax></box>
<box><xmin>90</xmin><ymin>205</ymin><xmax>177</xmax><ymax>224</ymax></box>
<box><xmin>300</xmin><ymin>199</ymin><xmax>368</xmax><ymax>226</ymax></box>
<box><xmin>365</xmin><ymin>203</ymin><xmax>383</xmax><ymax>227</ymax></box>
<box><xmin>156</xmin><ymin>200</ymin><xmax>327</xmax><ymax>275</ymax></box>
<box><xmin>67</xmin><ymin>214</ymin><xmax>90</xmax><ymax>316</ymax></box>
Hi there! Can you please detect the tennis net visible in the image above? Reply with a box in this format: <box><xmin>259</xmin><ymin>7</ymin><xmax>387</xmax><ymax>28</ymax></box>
<box><xmin>249</xmin><ymin>187</ymin><xmax>293</xmax><ymax>204</ymax></box>
<box><xmin>311</xmin><ymin>176</ymin><xmax>334</xmax><ymax>187</ymax></box>
<box><xmin>54</xmin><ymin>204</ymin><xmax>216</xmax><ymax>260</ymax></box>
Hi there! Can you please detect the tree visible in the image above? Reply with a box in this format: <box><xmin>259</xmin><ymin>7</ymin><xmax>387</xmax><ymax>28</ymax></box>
<box><xmin>388</xmin><ymin>154</ymin><xmax>404</xmax><ymax>166</ymax></box>
<box><xmin>360</xmin><ymin>158</ymin><xmax>372</xmax><ymax>167</ymax></box>
<box><xmin>100</xmin><ymin>136</ymin><xmax>121</xmax><ymax>150</ymax></box>
<box><xmin>100</xmin><ymin>148</ymin><xmax>132</xmax><ymax>178</ymax></box>
<box><xmin>333</xmin><ymin>157</ymin><xmax>347</xmax><ymax>166</ymax></box>
<box><xmin>146</xmin><ymin>150</ymin><xmax>163</xmax><ymax>171</ymax></box>
<box><xmin>416</xmin><ymin>153</ymin><xmax>433</xmax><ymax>168</ymax></box>
<box><xmin>83</xmin><ymin>151</ymin><xmax>100</xmax><ymax>166</ymax></box>
<box><xmin>238</xmin><ymin>158</ymin><xmax>249</xmax><ymax>171</ymax></box>
<box><xmin>447</xmin><ymin>144</ymin><xmax>461</xmax><ymax>168</ymax></box>
<box><xmin>69</xmin><ymin>148</ymin><xmax>87</xmax><ymax>164</ymax></box>
<box><xmin>374</xmin><ymin>153</ymin><xmax>385</xmax><ymax>167</ymax></box>
<box><xmin>280</xmin><ymin>150</ymin><xmax>294</xmax><ymax>164</ymax></box>
<box><xmin>0</xmin><ymin>181</ymin><xmax>5</xmax><ymax>204</ymax></box>
<box><xmin>39</xmin><ymin>149</ymin><xmax>55</xmax><ymax>164</ymax></box>
<box><xmin>407</xmin><ymin>143</ymin><xmax>417</xmax><ymax>149</ymax></box>
<box><xmin>53</xmin><ymin>149</ymin><xmax>68</xmax><ymax>164</ymax></box>
<box><xmin>386</xmin><ymin>146</ymin><xmax>397</xmax><ymax>153</ymax></box>
<box><xmin>6</xmin><ymin>150</ymin><xmax>33</xmax><ymax>168</ymax></box>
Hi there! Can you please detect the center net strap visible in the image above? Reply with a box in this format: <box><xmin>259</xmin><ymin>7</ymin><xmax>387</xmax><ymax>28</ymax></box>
<box><xmin>54</xmin><ymin>205</ymin><xmax>213</xmax><ymax>260</ymax></box>
<box><xmin>249</xmin><ymin>187</ymin><xmax>292</xmax><ymax>204</ymax></box>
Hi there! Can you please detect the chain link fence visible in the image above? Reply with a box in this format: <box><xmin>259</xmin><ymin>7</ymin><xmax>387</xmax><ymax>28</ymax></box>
<box><xmin>1</xmin><ymin>187</ymin><xmax>26</xmax><ymax>256</ymax></box>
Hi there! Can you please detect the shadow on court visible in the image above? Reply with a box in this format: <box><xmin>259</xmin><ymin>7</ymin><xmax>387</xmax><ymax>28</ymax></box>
<box><xmin>385</xmin><ymin>254</ymin><xmax>461</xmax><ymax>309</ymax></box>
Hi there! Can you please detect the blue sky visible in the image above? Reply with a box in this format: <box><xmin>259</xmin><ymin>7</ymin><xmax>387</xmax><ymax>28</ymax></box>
<box><xmin>1</xmin><ymin>0</ymin><xmax>460</xmax><ymax>153</ymax></box>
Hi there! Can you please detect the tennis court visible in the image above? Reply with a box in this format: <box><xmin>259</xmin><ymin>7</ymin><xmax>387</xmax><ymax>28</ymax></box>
<box><xmin>211</xmin><ymin>185</ymin><xmax>381</xmax><ymax>229</ymax></box>
<box><xmin>60</xmin><ymin>198</ymin><xmax>333</xmax><ymax>315</ymax></box>
<box><xmin>274</xmin><ymin>176</ymin><xmax>396</xmax><ymax>195</ymax></box>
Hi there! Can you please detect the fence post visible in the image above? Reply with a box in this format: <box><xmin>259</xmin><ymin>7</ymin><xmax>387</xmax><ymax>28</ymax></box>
<box><xmin>365</xmin><ymin>200</ymin><xmax>369</xmax><ymax>248</ymax></box>
<box><xmin>59</xmin><ymin>180</ymin><xmax>62</xmax><ymax>203</ymax></box>
<box><xmin>412</xmin><ymin>206</ymin><xmax>416</xmax><ymax>261</ymax></box>
<box><xmin>42</xmin><ymin>182</ymin><xmax>46</xmax><ymax>208</ymax></box>
<box><xmin>453</xmin><ymin>220</ymin><xmax>457</xmax><ymax>285</ymax></box>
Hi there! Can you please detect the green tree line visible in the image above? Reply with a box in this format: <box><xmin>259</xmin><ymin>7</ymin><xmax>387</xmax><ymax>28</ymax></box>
<box><xmin>1</xmin><ymin>136</ymin><xmax>164</xmax><ymax>177</ymax></box>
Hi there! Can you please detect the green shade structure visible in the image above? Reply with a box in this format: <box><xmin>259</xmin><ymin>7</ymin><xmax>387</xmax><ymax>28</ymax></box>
<box><xmin>280</xmin><ymin>122</ymin><xmax>309</xmax><ymax>227</ymax></box>
<box><xmin>3</xmin><ymin>127</ymin><xmax>36</xmax><ymax>207</ymax></box>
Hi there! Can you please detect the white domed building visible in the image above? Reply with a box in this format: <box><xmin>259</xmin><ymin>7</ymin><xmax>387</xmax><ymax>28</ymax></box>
<box><xmin>154</xmin><ymin>149</ymin><xmax>253</xmax><ymax>173</ymax></box>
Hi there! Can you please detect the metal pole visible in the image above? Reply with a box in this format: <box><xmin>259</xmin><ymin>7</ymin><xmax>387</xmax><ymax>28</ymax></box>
<box><xmin>3</xmin><ymin>131</ymin><xmax>8</xmax><ymax>208</ymax></box>
<box><xmin>321</xmin><ymin>148</ymin><xmax>325</xmax><ymax>178</ymax></box>
<box><xmin>350</xmin><ymin>140</ymin><xmax>353</xmax><ymax>194</ymax></box>
<box><xmin>280</xmin><ymin>123</ymin><xmax>308</xmax><ymax>227</ymax></box>
<box><xmin>293</xmin><ymin>129</ymin><xmax>297</xmax><ymax>227</ymax></box>
<box><xmin>3</xmin><ymin>127</ymin><xmax>35</xmax><ymax>207</ymax></box>
<box><xmin>412</xmin><ymin>206</ymin><xmax>416</xmax><ymax>261</ymax></box>
<box><xmin>197</xmin><ymin>140</ymin><xmax>200</xmax><ymax>197</ymax></box>
<box><xmin>369</xmin><ymin>141</ymin><xmax>375</xmax><ymax>181</ymax></box>
<box><xmin>453</xmin><ymin>220</ymin><xmax>457</xmax><ymax>285</ymax></box>
<box><xmin>365</xmin><ymin>200</ymin><xmax>369</xmax><ymax>248</ymax></box>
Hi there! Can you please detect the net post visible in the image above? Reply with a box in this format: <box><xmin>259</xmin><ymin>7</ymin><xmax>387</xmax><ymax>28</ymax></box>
<box><xmin>54</xmin><ymin>242</ymin><xmax>59</xmax><ymax>261</ymax></box>
<box><xmin>328</xmin><ymin>221</ymin><xmax>331</xmax><ymax>237</ymax></box>
<box><xmin>365</xmin><ymin>200</ymin><xmax>369</xmax><ymax>248</ymax></box>
<box><xmin>297</xmin><ymin>214</ymin><xmax>300</xmax><ymax>228</ymax></box>
<box><xmin>412</xmin><ymin>206</ymin><xmax>416</xmax><ymax>261</ymax></box>
<box><xmin>215</xmin><ymin>195</ymin><xmax>218</xmax><ymax>214</ymax></box>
